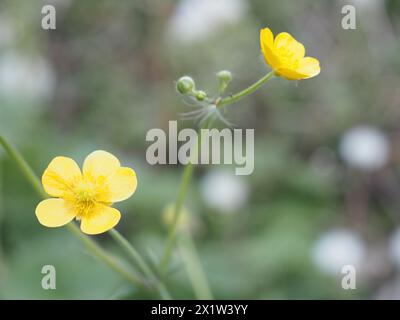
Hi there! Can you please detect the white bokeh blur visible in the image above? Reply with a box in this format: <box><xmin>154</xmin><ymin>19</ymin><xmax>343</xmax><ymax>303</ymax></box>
<box><xmin>312</xmin><ymin>229</ymin><xmax>366</xmax><ymax>275</ymax></box>
<box><xmin>200</xmin><ymin>169</ymin><xmax>249</xmax><ymax>213</ymax></box>
<box><xmin>339</xmin><ymin>126</ymin><xmax>389</xmax><ymax>171</ymax></box>
<box><xmin>166</xmin><ymin>0</ymin><xmax>247</xmax><ymax>44</ymax></box>
<box><xmin>0</xmin><ymin>52</ymin><xmax>55</xmax><ymax>103</ymax></box>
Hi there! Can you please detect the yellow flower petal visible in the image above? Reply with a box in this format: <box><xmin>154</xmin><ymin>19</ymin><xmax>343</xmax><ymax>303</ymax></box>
<box><xmin>274</xmin><ymin>32</ymin><xmax>305</xmax><ymax>61</ymax></box>
<box><xmin>80</xmin><ymin>204</ymin><xmax>121</xmax><ymax>235</ymax></box>
<box><xmin>260</xmin><ymin>27</ymin><xmax>274</xmax><ymax>48</ymax></box>
<box><xmin>275</xmin><ymin>57</ymin><xmax>321</xmax><ymax>80</ymax></box>
<box><xmin>274</xmin><ymin>68</ymin><xmax>304</xmax><ymax>80</ymax></box>
<box><xmin>83</xmin><ymin>150</ymin><xmax>121</xmax><ymax>179</ymax></box>
<box><xmin>259</xmin><ymin>27</ymin><xmax>320</xmax><ymax>80</ymax></box>
<box><xmin>42</xmin><ymin>156</ymin><xmax>82</xmax><ymax>197</ymax></box>
<box><xmin>260</xmin><ymin>28</ymin><xmax>281</xmax><ymax>70</ymax></box>
<box><xmin>35</xmin><ymin>198</ymin><xmax>76</xmax><ymax>227</ymax></box>
<box><xmin>295</xmin><ymin>57</ymin><xmax>321</xmax><ymax>78</ymax></box>
<box><xmin>97</xmin><ymin>167</ymin><xmax>138</xmax><ymax>203</ymax></box>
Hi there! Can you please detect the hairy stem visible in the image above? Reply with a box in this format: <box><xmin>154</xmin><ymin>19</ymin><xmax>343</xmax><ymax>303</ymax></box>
<box><xmin>66</xmin><ymin>223</ymin><xmax>143</xmax><ymax>288</ymax></box>
<box><xmin>159</xmin><ymin>161</ymin><xmax>195</xmax><ymax>273</ymax></box>
<box><xmin>0</xmin><ymin>136</ymin><xmax>47</xmax><ymax>199</ymax></box>
<box><xmin>218</xmin><ymin>71</ymin><xmax>275</xmax><ymax>108</ymax></box>
<box><xmin>159</xmin><ymin>120</ymin><xmax>214</xmax><ymax>300</ymax></box>
<box><xmin>159</xmin><ymin>117</ymin><xmax>217</xmax><ymax>273</ymax></box>
<box><xmin>161</xmin><ymin>71</ymin><xmax>275</xmax><ymax>295</ymax></box>
<box><xmin>109</xmin><ymin>228</ymin><xmax>171</xmax><ymax>299</ymax></box>
<box><xmin>178</xmin><ymin>231</ymin><xmax>213</xmax><ymax>300</ymax></box>
<box><xmin>162</xmin><ymin>72</ymin><xmax>275</xmax><ymax>272</ymax></box>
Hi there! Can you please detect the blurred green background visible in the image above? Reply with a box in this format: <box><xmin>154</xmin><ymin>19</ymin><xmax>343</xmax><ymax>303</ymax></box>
<box><xmin>1</xmin><ymin>0</ymin><xmax>400</xmax><ymax>299</ymax></box>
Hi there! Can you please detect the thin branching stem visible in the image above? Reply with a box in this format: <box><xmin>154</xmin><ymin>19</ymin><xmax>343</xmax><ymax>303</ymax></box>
<box><xmin>159</xmin><ymin>71</ymin><xmax>276</xmax><ymax>298</ymax></box>
<box><xmin>218</xmin><ymin>71</ymin><xmax>275</xmax><ymax>108</ymax></box>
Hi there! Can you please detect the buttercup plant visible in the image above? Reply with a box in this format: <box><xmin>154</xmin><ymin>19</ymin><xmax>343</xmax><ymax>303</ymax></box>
<box><xmin>0</xmin><ymin>27</ymin><xmax>319</xmax><ymax>300</ymax></box>
<box><xmin>0</xmin><ymin>135</ymin><xmax>171</xmax><ymax>299</ymax></box>
<box><xmin>160</xmin><ymin>28</ymin><xmax>321</xmax><ymax>280</ymax></box>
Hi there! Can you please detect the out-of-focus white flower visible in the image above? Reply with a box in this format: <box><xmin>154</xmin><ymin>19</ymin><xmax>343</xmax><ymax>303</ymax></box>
<box><xmin>0</xmin><ymin>52</ymin><xmax>55</xmax><ymax>102</ymax></box>
<box><xmin>312</xmin><ymin>229</ymin><xmax>366</xmax><ymax>275</ymax></box>
<box><xmin>167</xmin><ymin>0</ymin><xmax>247</xmax><ymax>44</ymax></box>
<box><xmin>200</xmin><ymin>170</ymin><xmax>249</xmax><ymax>213</ymax></box>
<box><xmin>339</xmin><ymin>126</ymin><xmax>389</xmax><ymax>171</ymax></box>
<box><xmin>389</xmin><ymin>228</ymin><xmax>400</xmax><ymax>268</ymax></box>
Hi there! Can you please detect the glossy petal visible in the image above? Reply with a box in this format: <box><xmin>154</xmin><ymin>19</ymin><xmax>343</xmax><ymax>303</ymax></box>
<box><xmin>42</xmin><ymin>156</ymin><xmax>82</xmax><ymax>197</ymax></box>
<box><xmin>259</xmin><ymin>27</ymin><xmax>320</xmax><ymax>80</ymax></box>
<box><xmin>275</xmin><ymin>67</ymin><xmax>305</xmax><ymax>80</ymax></box>
<box><xmin>80</xmin><ymin>204</ymin><xmax>121</xmax><ymax>235</ymax></box>
<box><xmin>83</xmin><ymin>150</ymin><xmax>121</xmax><ymax>179</ymax></box>
<box><xmin>260</xmin><ymin>28</ymin><xmax>274</xmax><ymax>48</ymax></box>
<box><xmin>35</xmin><ymin>198</ymin><xmax>76</xmax><ymax>227</ymax></box>
<box><xmin>97</xmin><ymin>167</ymin><xmax>138</xmax><ymax>203</ymax></box>
<box><xmin>276</xmin><ymin>57</ymin><xmax>320</xmax><ymax>80</ymax></box>
<box><xmin>260</xmin><ymin>28</ymin><xmax>281</xmax><ymax>69</ymax></box>
<box><xmin>295</xmin><ymin>57</ymin><xmax>321</xmax><ymax>78</ymax></box>
<box><xmin>274</xmin><ymin>32</ymin><xmax>305</xmax><ymax>61</ymax></box>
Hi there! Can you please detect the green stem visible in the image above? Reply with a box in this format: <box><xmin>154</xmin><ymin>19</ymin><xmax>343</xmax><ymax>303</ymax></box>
<box><xmin>218</xmin><ymin>71</ymin><xmax>275</xmax><ymax>108</ymax></box>
<box><xmin>159</xmin><ymin>161</ymin><xmax>194</xmax><ymax>273</ymax></box>
<box><xmin>178</xmin><ymin>231</ymin><xmax>213</xmax><ymax>300</ymax></box>
<box><xmin>66</xmin><ymin>223</ymin><xmax>143</xmax><ymax>288</ymax></box>
<box><xmin>0</xmin><ymin>158</ymin><xmax>6</xmax><ymax>277</ymax></box>
<box><xmin>0</xmin><ymin>135</ymin><xmax>144</xmax><ymax>289</ymax></box>
<box><xmin>160</xmin><ymin>72</ymin><xmax>275</xmax><ymax>293</ymax></box>
<box><xmin>0</xmin><ymin>136</ymin><xmax>47</xmax><ymax>199</ymax></box>
<box><xmin>160</xmin><ymin>117</ymin><xmax>217</xmax><ymax>274</ymax></box>
<box><xmin>109</xmin><ymin>228</ymin><xmax>171</xmax><ymax>299</ymax></box>
<box><xmin>159</xmin><ymin>120</ymin><xmax>214</xmax><ymax>299</ymax></box>
<box><xmin>164</xmin><ymin>72</ymin><xmax>275</xmax><ymax>263</ymax></box>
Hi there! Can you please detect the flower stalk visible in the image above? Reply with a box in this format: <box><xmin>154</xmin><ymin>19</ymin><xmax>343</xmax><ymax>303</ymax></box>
<box><xmin>160</xmin><ymin>70</ymin><xmax>276</xmax><ymax>297</ymax></box>
<box><xmin>159</xmin><ymin>160</ymin><xmax>195</xmax><ymax>273</ymax></box>
<box><xmin>178</xmin><ymin>231</ymin><xmax>213</xmax><ymax>300</ymax></box>
<box><xmin>163</xmin><ymin>73</ymin><xmax>276</xmax><ymax>264</ymax></box>
<box><xmin>159</xmin><ymin>119</ymin><xmax>215</xmax><ymax>299</ymax></box>
<box><xmin>66</xmin><ymin>223</ymin><xmax>143</xmax><ymax>288</ymax></box>
<box><xmin>217</xmin><ymin>70</ymin><xmax>275</xmax><ymax>108</ymax></box>
<box><xmin>159</xmin><ymin>117</ymin><xmax>215</xmax><ymax>274</ymax></box>
<box><xmin>0</xmin><ymin>136</ymin><xmax>47</xmax><ymax>199</ymax></box>
<box><xmin>108</xmin><ymin>228</ymin><xmax>172</xmax><ymax>299</ymax></box>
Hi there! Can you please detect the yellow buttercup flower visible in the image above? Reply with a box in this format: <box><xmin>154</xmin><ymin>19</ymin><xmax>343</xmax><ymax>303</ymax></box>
<box><xmin>35</xmin><ymin>150</ymin><xmax>137</xmax><ymax>235</ymax></box>
<box><xmin>260</xmin><ymin>27</ymin><xmax>320</xmax><ymax>80</ymax></box>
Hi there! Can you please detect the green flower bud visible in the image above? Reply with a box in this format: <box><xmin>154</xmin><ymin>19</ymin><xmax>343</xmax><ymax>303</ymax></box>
<box><xmin>217</xmin><ymin>70</ymin><xmax>232</xmax><ymax>94</ymax></box>
<box><xmin>176</xmin><ymin>76</ymin><xmax>195</xmax><ymax>94</ymax></box>
<box><xmin>195</xmin><ymin>90</ymin><xmax>207</xmax><ymax>101</ymax></box>
<box><xmin>217</xmin><ymin>70</ymin><xmax>232</xmax><ymax>83</ymax></box>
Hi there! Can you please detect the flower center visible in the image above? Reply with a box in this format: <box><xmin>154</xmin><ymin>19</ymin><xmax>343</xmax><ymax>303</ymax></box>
<box><xmin>72</xmin><ymin>181</ymin><xmax>98</xmax><ymax>219</ymax></box>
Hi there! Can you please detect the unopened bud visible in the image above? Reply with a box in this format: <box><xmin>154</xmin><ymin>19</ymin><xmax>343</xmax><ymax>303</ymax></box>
<box><xmin>217</xmin><ymin>70</ymin><xmax>232</xmax><ymax>94</ymax></box>
<box><xmin>217</xmin><ymin>70</ymin><xmax>232</xmax><ymax>83</ymax></box>
<box><xmin>195</xmin><ymin>90</ymin><xmax>207</xmax><ymax>101</ymax></box>
<box><xmin>176</xmin><ymin>76</ymin><xmax>195</xmax><ymax>94</ymax></box>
